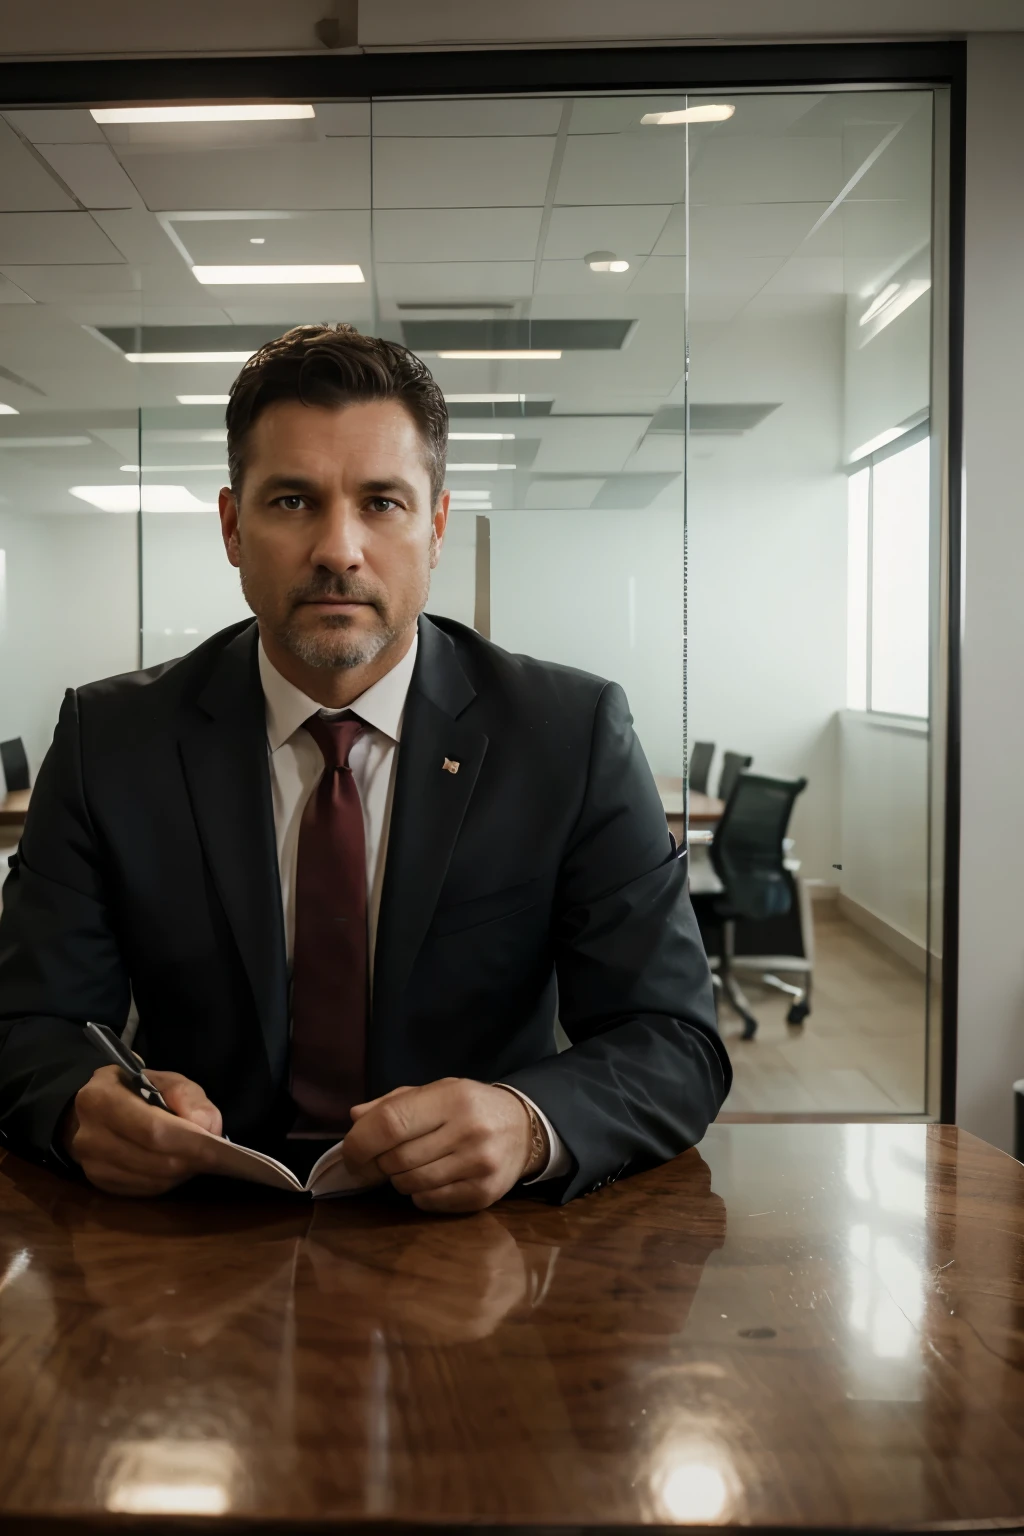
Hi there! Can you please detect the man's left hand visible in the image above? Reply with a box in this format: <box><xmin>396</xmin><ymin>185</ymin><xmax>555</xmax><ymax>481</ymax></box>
<box><xmin>343</xmin><ymin>1079</ymin><xmax>542</xmax><ymax>1212</ymax></box>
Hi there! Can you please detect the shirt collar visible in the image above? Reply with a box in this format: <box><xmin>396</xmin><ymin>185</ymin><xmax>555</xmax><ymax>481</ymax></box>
<box><xmin>258</xmin><ymin>631</ymin><xmax>419</xmax><ymax>754</ymax></box>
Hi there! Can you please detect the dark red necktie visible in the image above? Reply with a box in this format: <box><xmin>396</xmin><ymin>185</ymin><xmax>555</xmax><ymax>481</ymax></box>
<box><xmin>289</xmin><ymin>712</ymin><xmax>368</xmax><ymax>1136</ymax></box>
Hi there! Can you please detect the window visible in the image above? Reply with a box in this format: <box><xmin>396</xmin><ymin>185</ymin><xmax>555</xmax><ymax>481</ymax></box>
<box><xmin>846</xmin><ymin>432</ymin><xmax>930</xmax><ymax>718</ymax></box>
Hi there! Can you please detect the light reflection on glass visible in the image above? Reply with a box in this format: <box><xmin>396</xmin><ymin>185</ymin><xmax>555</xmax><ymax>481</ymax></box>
<box><xmin>100</xmin><ymin>1439</ymin><xmax>239</xmax><ymax>1516</ymax></box>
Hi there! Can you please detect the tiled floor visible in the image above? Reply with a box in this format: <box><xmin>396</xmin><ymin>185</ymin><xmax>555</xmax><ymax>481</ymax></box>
<box><xmin>719</xmin><ymin>912</ymin><xmax>930</xmax><ymax>1115</ymax></box>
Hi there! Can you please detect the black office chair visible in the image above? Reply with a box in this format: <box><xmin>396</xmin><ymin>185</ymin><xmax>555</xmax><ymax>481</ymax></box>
<box><xmin>0</xmin><ymin>738</ymin><xmax>29</xmax><ymax>793</ymax></box>
<box><xmin>690</xmin><ymin>772</ymin><xmax>807</xmax><ymax>1041</ymax></box>
<box><xmin>718</xmin><ymin>750</ymin><xmax>753</xmax><ymax>803</ymax></box>
<box><xmin>687</xmin><ymin>740</ymin><xmax>715</xmax><ymax>795</ymax></box>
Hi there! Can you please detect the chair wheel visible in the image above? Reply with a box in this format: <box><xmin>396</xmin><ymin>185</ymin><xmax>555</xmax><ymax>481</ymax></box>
<box><xmin>741</xmin><ymin>1015</ymin><xmax>758</xmax><ymax>1041</ymax></box>
<box><xmin>786</xmin><ymin>1002</ymin><xmax>810</xmax><ymax>1026</ymax></box>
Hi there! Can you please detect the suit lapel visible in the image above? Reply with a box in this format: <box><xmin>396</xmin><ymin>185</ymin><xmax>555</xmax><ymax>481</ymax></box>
<box><xmin>177</xmin><ymin>623</ymin><xmax>290</xmax><ymax>1080</ymax></box>
<box><xmin>372</xmin><ymin>618</ymin><xmax>488</xmax><ymax>1073</ymax></box>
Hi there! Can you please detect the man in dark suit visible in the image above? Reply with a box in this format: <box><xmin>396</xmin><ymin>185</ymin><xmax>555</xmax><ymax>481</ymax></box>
<box><xmin>0</xmin><ymin>324</ymin><xmax>729</xmax><ymax>1209</ymax></box>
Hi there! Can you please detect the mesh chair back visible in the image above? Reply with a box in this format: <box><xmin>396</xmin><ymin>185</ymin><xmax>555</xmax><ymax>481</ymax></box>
<box><xmin>711</xmin><ymin>772</ymin><xmax>807</xmax><ymax>923</ymax></box>
<box><xmin>0</xmin><ymin>737</ymin><xmax>29</xmax><ymax>793</ymax></box>
<box><xmin>718</xmin><ymin>750</ymin><xmax>753</xmax><ymax>803</ymax></box>
<box><xmin>688</xmin><ymin>740</ymin><xmax>715</xmax><ymax>795</ymax></box>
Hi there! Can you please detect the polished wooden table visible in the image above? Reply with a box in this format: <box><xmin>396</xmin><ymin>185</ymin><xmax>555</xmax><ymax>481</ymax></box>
<box><xmin>0</xmin><ymin>787</ymin><xmax>29</xmax><ymax>830</ymax></box>
<box><xmin>655</xmin><ymin>775</ymin><xmax>724</xmax><ymax>840</ymax></box>
<box><xmin>2</xmin><ymin>1123</ymin><xmax>1023</xmax><ymax>1532</ymax></box>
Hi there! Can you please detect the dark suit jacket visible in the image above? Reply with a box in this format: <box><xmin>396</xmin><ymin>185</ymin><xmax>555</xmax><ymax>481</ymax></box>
<box><xmin>0</xmin><ymin>615</ymin><xmax>730</xmax><ymax>1202</ymax></box>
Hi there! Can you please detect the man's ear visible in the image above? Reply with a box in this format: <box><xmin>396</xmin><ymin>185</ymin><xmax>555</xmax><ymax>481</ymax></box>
<box><xmin>430</xmin><ymin>489</ymin><xmax>450</xmax><ymax>569</ymax></box>
<box><xmin>218</xmin><ymin>486</ymin><xmax>241</xmax><ymax>567</ymax></box>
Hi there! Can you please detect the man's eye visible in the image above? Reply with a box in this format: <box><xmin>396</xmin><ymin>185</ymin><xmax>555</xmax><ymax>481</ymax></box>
<box><xmin>274</xmin><ymin>495</ymin><xmax>308</xmax><ymax>512</ymax></box>
<box><xmin>368</xmin><ymin>497</ymin><xmax>399</xmax><ymax>513</ymax></box>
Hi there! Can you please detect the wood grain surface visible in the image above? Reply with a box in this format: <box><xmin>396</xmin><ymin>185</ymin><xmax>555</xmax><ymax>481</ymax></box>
<box><xmin>1</xmin><ymin>1123</ymin><xmax>1022</xmax><ymax>1532</ymax></box>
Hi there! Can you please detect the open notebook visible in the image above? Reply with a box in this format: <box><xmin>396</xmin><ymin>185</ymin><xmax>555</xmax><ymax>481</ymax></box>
<box><xmin>182</xmin><ymin>1121</ymin><xmax>384</xmax><ymax>1198</ymax></box>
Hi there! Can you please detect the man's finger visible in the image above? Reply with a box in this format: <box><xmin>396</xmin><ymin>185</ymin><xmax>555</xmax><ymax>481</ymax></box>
<box><xmin>375</xmin><ymin>1124</ymin><xmax>461</xmax><ymax>1179</ymax></box>
<box><xmin>343</xmin><ymin>1084</ymin><xmax>449</xmax><ymax>1169</ymax></box>
<box><xmin>411</xmin><ymin>1180</ymin><xmax>493</xmax><ymax>1214</ymax></box>
<box><xmin>151</xmin><ymin>1072</ymin><xmax>223</xmax><ymax>1136</ymax></box>
<box><xmin>348</xmin><ymin>1084</ymin><xmax>417</xmax><ymax>1120</ymax></box>
<box><xmin>389</xmin><ymin>1152</ymin><xmax>480</xmax><ymax>1196</ymax></box>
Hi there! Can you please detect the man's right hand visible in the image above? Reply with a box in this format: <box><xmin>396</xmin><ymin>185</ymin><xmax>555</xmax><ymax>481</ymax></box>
<box><xmin>62</xmin><ymin>1064</ymin><xmax>224</xmax><ymax>1197</ymax></box>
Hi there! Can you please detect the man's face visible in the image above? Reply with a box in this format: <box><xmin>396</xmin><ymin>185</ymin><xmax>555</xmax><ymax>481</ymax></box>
<box><xmin>219</xmin><ymin>397</ymin><xmax>448</xmax><ymax>671</ymax></box>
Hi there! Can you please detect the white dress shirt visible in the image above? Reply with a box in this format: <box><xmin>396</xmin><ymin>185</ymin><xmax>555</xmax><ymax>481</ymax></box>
<box><xmin>258</xmin><ymin>636</ymin><xmax>570</xmax><ymax>1184</ymax></box>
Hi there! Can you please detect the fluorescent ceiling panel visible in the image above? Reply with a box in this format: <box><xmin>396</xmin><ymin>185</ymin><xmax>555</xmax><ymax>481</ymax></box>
<box><xmin>439</xmin><ymin>351</ymin><xmax>561</xmax><ymax>360</ymax></box>
<box><xmin>70</xmin><ymin>484</ymin><xmax>215</xmax><ymax>512</ymax></box>
<box><xmin>447</xmin><ymin>463</ymin><xmax>515</xmax><ymax>472</ymax></box>
<box><xmin>91</xmin><ymin>106</ymin><xmax>315</xmax><ymax>124</ymax></box>
<box><xmin>0</xmin><ymin>435</ymin><xmax>91</xmax><ymax>447</ymax></box>
<box><xmin>191</xmin><ymin>264</ymin><xmax>364</xmax><ymax>284</ymax></box>
<box><xmin>177</xmin><ymin>394</ymin><xmax>229</xmax><ymax>405</ymax></box>
<box><xmin>449</xmin><ymin>432</ymin><xmax>515</xmax><ymax>441</ymax></box>
<box><xmin>0</xmin><ymin>403</ymin><xmax>19</xmax><ymax>415</ymax></box>
<box><xmin>126</xmin><ymin>352</ymin><xmax>254</xmax><ymax>363</ymax></box>
<box><xmin>641</xmin><ymin>104</ymin><xmax>735</xmax><ymax>125</ymax></box>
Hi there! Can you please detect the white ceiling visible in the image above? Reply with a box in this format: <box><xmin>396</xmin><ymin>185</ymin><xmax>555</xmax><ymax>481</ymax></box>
<box><xmin>0</xmin><ymin>89</ymin><xmax>934</xmax><ymax>513</ymax></box>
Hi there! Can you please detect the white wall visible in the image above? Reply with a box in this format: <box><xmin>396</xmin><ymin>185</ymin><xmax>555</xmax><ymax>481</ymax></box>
<box><xmin>141</xmin><ymin>511</ymin><xmax>249</xmax><ymax>667</ymax></box>
<box><xmin>0</xmin><ymin>512</ymin><xmax>137</xmax><ymax>783</ymax></box>
<box><xmin>845</xmin><ymin>295</ymin><xmax>932</xmax><ymax>461</ymax></box>
<box><xmin>0</xmin><ymin>0</ymin><xmax>1021</xmax><ymax>58</ymax></box>
<box><xmin>839</xmin><ymin>712</ymin><xmax>929</xmax><ymax>949</ymax></box>
<box><xmin>488</xmin><ymin>505</ymin><xmax>686</xmax><ymax>776</ymax></box>
<box><xmin>957</xmin><ymin>34</ymin><xmax>1024</xmax><ymax>1153</ymax></box>
<box><xmin>688</xmin><ymin>312</ymin><xmax>848</xmax><ymax>884</ymax></box>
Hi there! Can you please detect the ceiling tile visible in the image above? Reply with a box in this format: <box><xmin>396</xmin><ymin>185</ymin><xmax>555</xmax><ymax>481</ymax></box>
<box><xmin>544</xmin><ymin>204</ymin><xmax>671</xmax><ymax>260</ymax></box>
<box><xmin>91</xmin><ymin>207</ymin><xmax>183</xmax><ymax>265</ymax></box>
<box><xmin>759</xmin><ymin>256</ymin><xmax>845</xmax><ymax>295</ymax></box>
<box><xmin>3</xmin><ymin>109</ymin><xmax>105</xmax><ymax>144</ymax></box>
<box><xmin>373</xmin><ymin>99</ymin><xmax>563</xmax><ymax>137</ymax></box>
<box><xmin>689</xmin><ymin>136</ymin><xmax>844</xmax><ymax>204</ymax></box>
<box><xmin>530</xmin><ymin>416</ymin><xmax>645</xmax><ymax>475</ymax></box>
<box><xmin>116</xmin><ymin>142</ymin><xmax>371</xmax><ymax>211</ymax></box>
<box><xmin>372</xmin><ymin>137</ymin><xmax>555</xmax><ymax>208</ymax></box>
<box><xmin>0</xmin><ymin>212</ymin><xmax>125</xmax><ymax>263</ymax></box>
<box><xmin>310</xmin><ymin>103</ymin><xmax>371</xmax><ymax>137</ymax></box>
<box><xmin>0</xmin><ymin>120</ymin><xmax>76</xmax><ymax>212</ymax></box>
<box><xmin>36</xmin><ymin>145</ymin><xmax>143</xmax><ymax>210</ymax></box>
<box><xmin>535</xmin><ymin>260</ymin><xmax>635</xmax><ymax>295</ymax></box>
<box><xmin>373</xmin><ymin>207</ymin><xmax>542</xmax><ymax>263</ymax></box>
<box><xmin>170</xmin><ymin>210</ymin><xmax>370</xmax><ymax>266</ymax></box>
<box><xmin>376</xmin><ymin>260</ymin><xmax>534</xmax><ymax>299</ymax></box>
<box><xmin>0</xmin><ymin>274</ymin><xmax>34</xmax><ymax>304</ymax></box>
<box><xmin>524</xmin><ymin>477</ymin><xmax>603</xmax><ymax>509</ymax></box>
<box><xmin>556</xmin><ymin>133</ymin><xmax>687</xmax><ymax>206</ymax></box>
<box><xmin>683</xmin><ymin>202</ymin><xmax>831</xmax><ymax>261</ymax></box>
<box><xmin>626</xmin><ymin>257</ymin><xmax>688</xmax><ymax>294</ymax></box>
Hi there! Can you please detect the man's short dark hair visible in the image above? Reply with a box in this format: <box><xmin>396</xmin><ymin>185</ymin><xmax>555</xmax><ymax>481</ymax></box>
<box><xmin>225</xmin><ymin>323</ymin><xmax>448</xmax><ymax>502</ymax></box>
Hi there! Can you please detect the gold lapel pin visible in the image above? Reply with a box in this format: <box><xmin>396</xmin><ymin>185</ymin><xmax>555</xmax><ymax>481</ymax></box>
<box><xmin>442</xmin><ymin>758</ymin><xmax>460</xmax><ymax>774</ymax></box>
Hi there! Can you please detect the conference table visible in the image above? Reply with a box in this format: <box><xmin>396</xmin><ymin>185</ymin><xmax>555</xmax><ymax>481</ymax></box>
<box><xmin>0</xmin><ymin>787</ymin><xmax>29</xmax><ymax>830</ymax></box>
<box><xmin>1</xmin><ymin>1122</ymin><xmax>1023</xmax><ymax>1532</ymax></box>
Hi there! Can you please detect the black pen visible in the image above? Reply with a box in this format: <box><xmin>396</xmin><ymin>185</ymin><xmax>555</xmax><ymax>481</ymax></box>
<box><xmin>84</xmin><ymin>1021</ymin><xmax>175</xmax><ymax>1114</ymax></box>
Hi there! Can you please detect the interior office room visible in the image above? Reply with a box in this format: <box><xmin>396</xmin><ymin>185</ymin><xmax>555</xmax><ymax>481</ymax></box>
<box><xmin>4</xmin><ymin>2</ymin><xmax>1024</xmax><ymax>1531</ymax></box>
<box><xmin>0</xmin><ymin>81</ymin><xmax>941</xmax><ymax>1118</ymax></box>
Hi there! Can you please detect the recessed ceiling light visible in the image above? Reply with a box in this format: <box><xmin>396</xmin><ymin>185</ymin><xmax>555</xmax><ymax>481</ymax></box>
<box><xmin>0</xmin><ymin>436</ymin><xmax>91</xmax><ymax>447</ymax></box>
<box><xmin>438</xmin><ymin>350</ymin><xmax>561</xmax><ymax>361</ymax></box>
<box><xmin>641</xmin><ymin>104</ymin><xmax>735</xmax><ymax>125</ymax></box>
<box><xmin>0</xmin><ymin>404</ymin><xmax>19</xmax><ymax>416</ymax></box>
<box><xmin>191</xmin><ymin>264</ymin><xmax>364</xmax><ymax>285</ymax></box>
<box><xmin>70</xmin><ymin>485</ymin><xmax>215</xmax><ymax>513</ymax></box>
<box><xmin>126</xmin><ymin>352</ymin><xmax>254</xmax><ymax>364</ymax></box>
<box><xmin>447</xmin><ymin>464</ymin><xmax>515</xmax><ymax>472</ymax></box>
<box><xmin>90</xmin><ymin>105</ymin><xmax>315</xmax><ymax>124</ymax></box>
<box><xmin>120</xmin><ymin>464</ymin><xmax>226</xmax><ymax>473</ymax></box>
<box><xmin>449</xmin><ymin>490</ymin><xmax>493</xmax><ymax>499</ymax></box>
<box><xmin>176</xmin><ymin>394</ymin><xmax>230</xmax><ymax>405</ymax></box>
<box><xmin>585</xmin><ymin>251</ymin><xmax>630</xmax><ymax>273</ymax></box>
<box><xmin>249</xmin><ymin>237</ymin><xmax>265</xmax><ymax>245</ymax></box>
<box><xmin>449</xmin><ymin>432</ymin><xmax>515</xmax><ymax>441</ymax></box>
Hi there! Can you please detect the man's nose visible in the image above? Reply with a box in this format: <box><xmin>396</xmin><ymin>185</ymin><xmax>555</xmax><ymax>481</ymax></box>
<box><xmin>310</xmin><ymin>502</ymin><xmax>364</xmax><ymax>571</ymax></box>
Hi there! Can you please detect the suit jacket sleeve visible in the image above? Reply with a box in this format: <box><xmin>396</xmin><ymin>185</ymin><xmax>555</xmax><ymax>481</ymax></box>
<box><xmin>501</xmin><ymin>680</ymin><xmax>732</xmax><ymax>1204</ymax></box>
<box><xmin>0</xmin><ymin>689</ymin><xmax>130</xmax><ymax>1165</ymax></box>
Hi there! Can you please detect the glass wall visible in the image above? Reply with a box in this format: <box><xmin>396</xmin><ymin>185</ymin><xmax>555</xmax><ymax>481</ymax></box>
<box><xmin>0</xmin><ymin>85</ymin><xmax>946</xmax><ymax>1119</ymax></box>
<box><xmin>685</xmin><ymin>90</ymin><xmax>937</xmax><ymax>1112</ymax></box>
